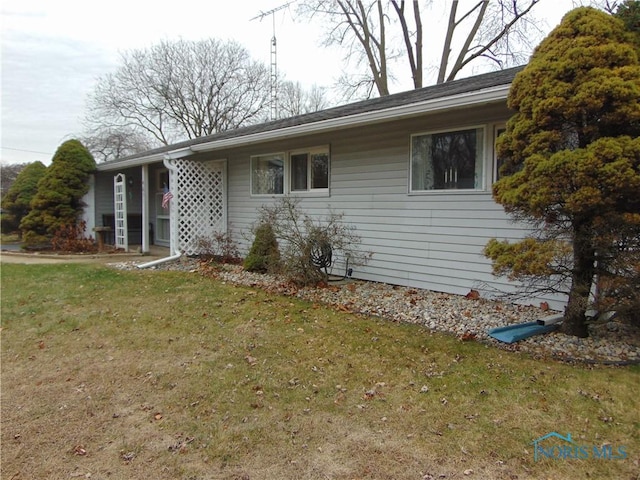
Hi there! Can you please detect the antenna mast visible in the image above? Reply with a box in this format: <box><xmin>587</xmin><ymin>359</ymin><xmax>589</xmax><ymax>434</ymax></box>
<box><xmin>251</xmin><ymin>2</ymin><xmax>294</xmax><ymax>120</ymax></box>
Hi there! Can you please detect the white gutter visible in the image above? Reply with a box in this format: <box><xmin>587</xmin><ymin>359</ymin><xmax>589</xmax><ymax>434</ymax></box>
<box><xmin>137</xmin><ymin>252</ymin><xmax>182</xmax><ymax>269</ymax></box>
<box><xmin>97</xmin><ymin>147</ymin><xmax>193</xmax><ymax>172</ymax></box>
<box><xmin>96</xmin><ymin>84</ymin><xmax>510</xmax><ymax>171</ymax></box>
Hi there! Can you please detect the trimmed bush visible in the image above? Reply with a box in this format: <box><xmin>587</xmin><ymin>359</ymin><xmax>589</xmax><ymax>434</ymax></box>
<box><xmin>244</xmin><ymin>223</ymin><xmax>280</xmax><ymax>273</ymax></box>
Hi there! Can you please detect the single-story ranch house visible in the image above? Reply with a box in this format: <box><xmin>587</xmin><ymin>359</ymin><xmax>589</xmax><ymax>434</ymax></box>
<box><xmin>84</xmin><ymin>66</ymin><xmax>563</xmax><ymax>308</ymax></box>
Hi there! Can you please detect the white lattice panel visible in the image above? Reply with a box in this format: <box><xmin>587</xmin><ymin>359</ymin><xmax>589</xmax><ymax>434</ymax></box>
<box><xmin>113</xmin><ymin>173</ymin><xmax>128</xmax><ymax>251</ymax></box>
<box><xmin>173</xmin><ymin>160</ymin><xmax>225</xmax><ymax>255</ymax></box>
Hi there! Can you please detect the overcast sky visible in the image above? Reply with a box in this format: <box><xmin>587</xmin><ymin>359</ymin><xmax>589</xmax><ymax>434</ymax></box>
<box><xmin>1</xmin><ymin>0</ymin><xmax>577</xmax><ymax>166</ymax></box>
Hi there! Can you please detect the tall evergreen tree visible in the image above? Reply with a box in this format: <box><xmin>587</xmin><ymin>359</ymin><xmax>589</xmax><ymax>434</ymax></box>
<box><xmin>486</xmin><ymin>7</ymin><xmax>640</xmax><ymax>337</ymax></box>
<box><xmin>0</xmin><ymin>161</ymin><xmax>47</xmax><ymax>234</ymax></box>
<box><xmin>21</xmin><ymin>140</ymin><xmax>96</xmax><ymax>246</ymax></box>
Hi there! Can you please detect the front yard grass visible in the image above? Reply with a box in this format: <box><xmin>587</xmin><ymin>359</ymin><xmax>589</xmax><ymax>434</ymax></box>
<box><xmin>1</xmin><ymin>263</ymin><xmax>638</xmax><ymax>479</ymax></box>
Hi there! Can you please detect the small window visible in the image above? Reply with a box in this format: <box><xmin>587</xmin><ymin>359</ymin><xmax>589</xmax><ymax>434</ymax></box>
<box><xmin>251</xmin><ymin>153</ymin><xmax>285</xmax><ymax>195</ymax></box>
<box><xmin>411</xmin><ymin>127</ymin><xmax>484</xmax><ymax>191</ymax></box>
<box><xmin>290</xmin><ymin>148</ymin><xmax>329</xmax><ymax>192</ymax></box>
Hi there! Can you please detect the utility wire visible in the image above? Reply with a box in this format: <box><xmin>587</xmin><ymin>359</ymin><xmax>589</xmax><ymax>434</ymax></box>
<box><xmin>1</xmin><ymin>146</ymin><xmax>52</xmax><ymax>156</ymax></box>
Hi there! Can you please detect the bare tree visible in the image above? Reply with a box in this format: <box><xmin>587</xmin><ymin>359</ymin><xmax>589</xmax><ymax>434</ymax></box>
<box><xmin>84</xmin><ymin>39</ymin><xmax>271</xmax><ymax>149</ymax></box>
<box><xmin>299</xmin><ymin>0</ymin><xmax>543</xmax><ymax>96</ymax></box>
<box><xmin>80</xmin><ymin>126</ymin><xmax>153</xmax><ymax>163</ymax></box>
<box><xmin>299</xmin><ymin>0</ymin><xmax>392</xmax><ymax>97</ymax></box>
<box><xmin>277</xmin><ymin>81</ymin><xmax>332</xmax><ymax>118</ymax></box>
<box><xmin>438</xmin><ymin>0</ymin><xmax>541</xmax><ymax>84</ymax></box>
<box><xmin>0</xmin><ymin>163</ymin><xmax>27</xmax><ymax>199</ymax></box>
<box><xmin>391</xmin><ymin>0</ymin><xmax>423</xmax><ymax>89</ymax></box>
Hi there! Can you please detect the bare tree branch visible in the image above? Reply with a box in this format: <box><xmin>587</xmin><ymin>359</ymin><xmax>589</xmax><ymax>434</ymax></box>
<box><xmin>277</xmin><ymin>80</ymin><xmax>332</xmax><ymax>117</ymax></box>
<box><xmin>443</xmin><ymin>0</ymin><xmax>541</xmax><ymax>83</ymax></box>
<box><xmin>84</xmin><ymin>38</ymin><xmax>271</xmax><ymax>154</ymax></box>
<box><xmin>391</xmin><ymin>0</ymin><xmax>423</xmax><ymax>89</ymax></box>
<box><xmin>299</xmin><ymin>0</ymin><xmax>543</xmax><ymax>95</ymax></box>
<box><xmin>440</xmin><ymin>0</ymin><xmax>490</xmax><ymax>84</ymax></box>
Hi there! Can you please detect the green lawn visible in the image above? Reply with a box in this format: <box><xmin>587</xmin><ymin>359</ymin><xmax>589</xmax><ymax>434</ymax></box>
<box><xmin>1</xmin><ymin>262</ymin><xmax>638</xmax><ymax>479</ymax></box>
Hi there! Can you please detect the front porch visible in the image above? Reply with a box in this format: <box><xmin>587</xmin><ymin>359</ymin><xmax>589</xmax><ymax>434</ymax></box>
<box><xmin>89</xmin><ymin>158</ymin><xmax>227</xmax><ymax>256</ymax></box>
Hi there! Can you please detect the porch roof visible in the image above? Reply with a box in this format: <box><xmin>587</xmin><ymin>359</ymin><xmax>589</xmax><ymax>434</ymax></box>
<box><xmin>97</xmin><ymin>66</ymin><xmax>523</xmax><ymax>171</ymax></box>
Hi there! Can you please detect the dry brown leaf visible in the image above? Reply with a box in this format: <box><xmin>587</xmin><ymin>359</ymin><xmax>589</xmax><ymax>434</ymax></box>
<box><xmin>465</xmin><ymin>289</ymin><xmax>480</xmax><ymax>300</ymax></box>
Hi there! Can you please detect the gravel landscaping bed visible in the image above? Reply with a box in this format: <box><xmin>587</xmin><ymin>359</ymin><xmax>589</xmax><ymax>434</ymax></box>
<box><xmin>110</xmin><ymin>257</ymin><xmax>640</xmax><ymax>365</ymax></box>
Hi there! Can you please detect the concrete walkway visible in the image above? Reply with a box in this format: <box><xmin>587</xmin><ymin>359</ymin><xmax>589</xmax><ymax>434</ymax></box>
<box><xmin>0</xmin><ymin>245</ymin><xmax>171</xmax><ymax>265</ymax></box>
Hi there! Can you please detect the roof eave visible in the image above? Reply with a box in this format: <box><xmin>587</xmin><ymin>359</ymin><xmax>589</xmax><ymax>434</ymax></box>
<box><xmin>97</xmin><ymin>84</ymin><xmax>509</xmax><ymax>172</ymax></box>
<box><xmin>191</xmin><ymin>85</ymin><xmax>509</xmax><ymax>154</ymax></box>
<box><xmin>97</xmin><ymin>148</ymin><xmax>193</xmax><ymax>172</ymax></box>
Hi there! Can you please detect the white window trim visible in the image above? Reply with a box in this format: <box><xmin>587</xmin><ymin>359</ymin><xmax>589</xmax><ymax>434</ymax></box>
<box><xmin>492</xmin><ymin>123</ymin><xmax>507</xmax><ymax>183</ymax></box>
<box><xmin>409</xmin><ymin>124</ymin><xmax>487</xmax><ymax>194</ymax></box>
<box><xmin>289</xmin><ymin>145</ymin><xmax>330</xmax><ymax>196</ymax></box>
<box><xmin>250</xmin><ymin>145</ymin><xmax>330</xmax><ymax>197</ymax></box>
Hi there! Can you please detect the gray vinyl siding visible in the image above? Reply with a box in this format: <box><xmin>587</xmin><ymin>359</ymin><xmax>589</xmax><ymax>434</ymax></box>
<box><xmin>213</xmin><ymin>105</ymin><xmax>564</xmax><ymax>307</ymax></box>
<box><xmin>94</xmin><ymin>173</ymin><xmax>116</xmax><ymax>224</ymax></box>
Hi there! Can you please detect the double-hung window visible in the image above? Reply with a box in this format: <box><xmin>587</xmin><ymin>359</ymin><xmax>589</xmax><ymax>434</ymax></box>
<box><xmin>410</xmin><ymin>127</ymin><xmax>484</xmax><ymax>191</ymax></box>
<box><xmin>251</xmin><ymin>146</ymin><xmax>329</xmax><ymax>195</ymax></box>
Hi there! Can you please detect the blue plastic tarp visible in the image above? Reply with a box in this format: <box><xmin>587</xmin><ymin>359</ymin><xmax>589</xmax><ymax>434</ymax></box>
<box><xmin>488</xmin><ymin>321</ymin><xmax>559</xmax><ymax>344</ymax></box>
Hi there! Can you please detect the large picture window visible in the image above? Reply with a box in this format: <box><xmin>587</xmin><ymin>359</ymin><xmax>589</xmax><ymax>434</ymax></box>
<box><xmin>411</xmin><ymin>127</ymin><xmax>484</xmax><ymax>191</ymax></box>
<box><xmin>251</xmin><ymin>153</ymin><xmax>284</xmax><ymax>195</ymax></box>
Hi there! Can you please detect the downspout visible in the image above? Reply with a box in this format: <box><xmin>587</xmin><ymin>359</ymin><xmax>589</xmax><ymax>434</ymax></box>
<box><xmin>137</xmin><ymin>252</ymin><xmax>182</xmax><ymax>269</ymax></box>
<box><xmin>137</xmin><ymin>155</ymin><xmax>182</xmax><ymax>269</ymax></box>
<box><xmin>163</xmin><ymin>155</ymin><xmax>180</xmax><ymax>256</ymax></box>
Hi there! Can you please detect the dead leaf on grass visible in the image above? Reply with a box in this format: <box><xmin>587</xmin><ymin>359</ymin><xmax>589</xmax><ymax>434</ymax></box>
<box><xmin>73</xmin><ymin>445</ymin><xmax>87</xmax><ymax>456</ymax></box>
<box><xmin>168</xmin><ymin>436</ymin><xmax>194</xmax><ymax>453</ymax></box>
<box><xmin>460</xmin><ymin>331</ymin><xmax>476</xmax><ymax>341</ymax></box>
<box><xmin>120</xmin><ymin>451</ymin><xmax>136</xmax><ymax>462</ymax></box>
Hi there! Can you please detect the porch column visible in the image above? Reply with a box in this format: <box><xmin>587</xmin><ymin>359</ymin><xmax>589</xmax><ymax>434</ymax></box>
<box><xmin>163</xmin><ymin>157</ymin><xmax>179</xmax><ymax>256</ymax></box>
<box><xmin>141</xmin><ymin>164</ymin><xmax>150</xmax><ymax>253</ymax></box>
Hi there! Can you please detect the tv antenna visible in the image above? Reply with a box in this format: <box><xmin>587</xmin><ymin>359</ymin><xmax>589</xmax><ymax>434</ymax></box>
<box><xmin>251</xmin><ymin>1</ymin><xmax>294</xmax><ymax>120</ymax></box>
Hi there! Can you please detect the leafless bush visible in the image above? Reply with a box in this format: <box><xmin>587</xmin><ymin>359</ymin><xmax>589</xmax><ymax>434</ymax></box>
<box><xmin>255</xmin><ymin>197</ymin><xmax>372</xmax><ymax>285</ymax></box>
<box><xmin>51</xmin><ymin>221</ymin><xmax>97</xmax><ymax>253</ymax></box>
<box><xmin>195</xmin><ymin>230</ymin><xmax>241</xmax><ymax>264</ymax></box>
